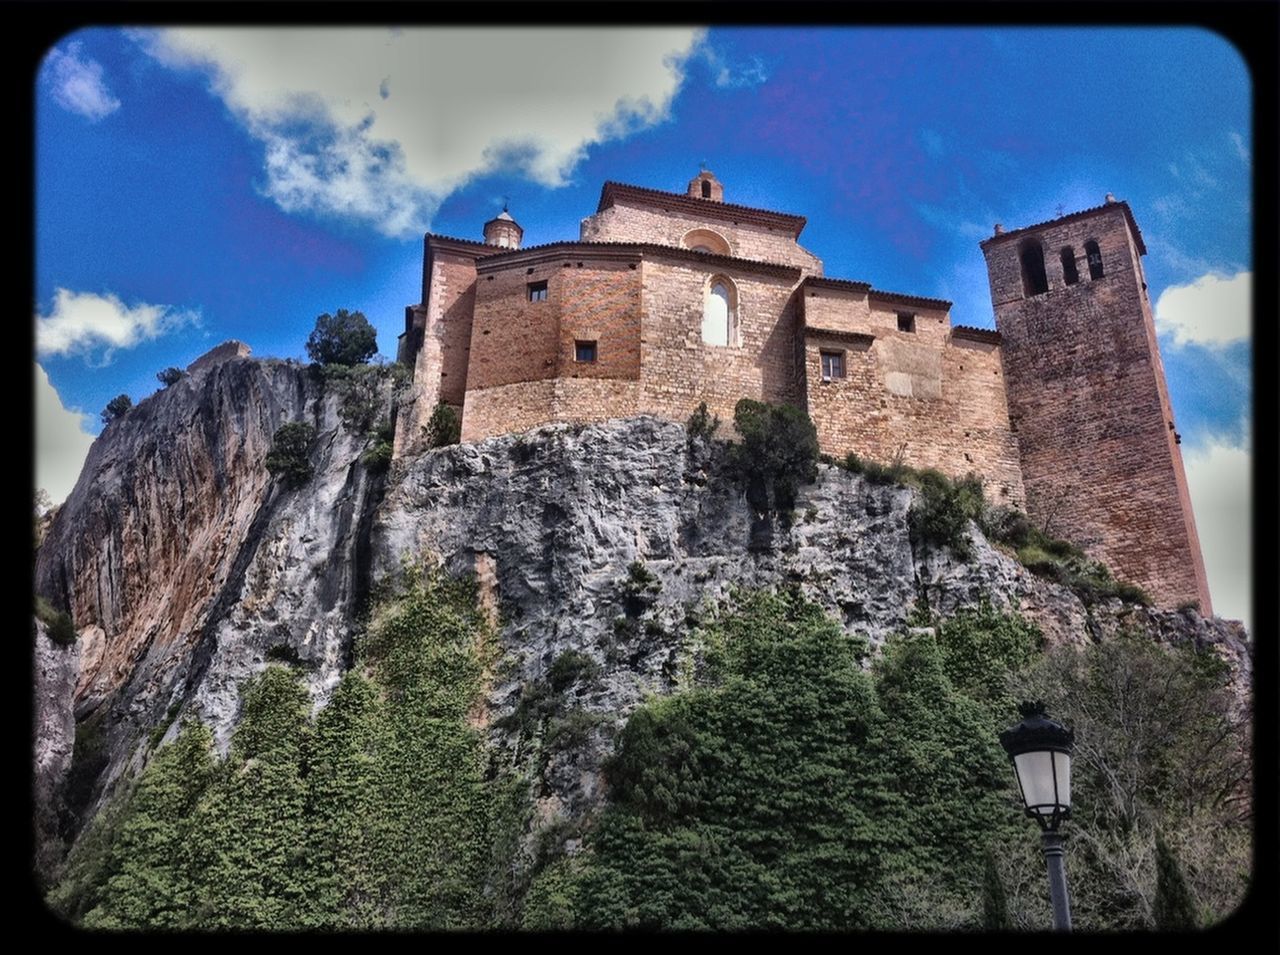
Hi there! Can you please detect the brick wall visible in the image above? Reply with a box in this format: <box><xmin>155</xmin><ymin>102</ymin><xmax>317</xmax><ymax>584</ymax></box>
<box><xmin>580</xmin><ymin>201</ymin><xmax>823</xmax><ymax>274</ymax></box>
<box><xmin>985</xmin><ymin>204</ymin><xmax>1212</xmax><ymax>611</ymax></box>
<box><xmin>395</xmin><ymin>250</ymin><xmax>479</xmax><ymax>456</ymax></box>
<box><xmin>802</xmin><ymin>286</ymin><xmax>1025</xmax><ymax>504</ymax></box>
<box><xmin>462</xmin><ymin>378</ymin><xmax>642</xmax><ymax>442</ymax></box>
<box><xmin>636</xmin><ymin>258</ymin><xmax>805</xmax><ymax>427</ymax></box>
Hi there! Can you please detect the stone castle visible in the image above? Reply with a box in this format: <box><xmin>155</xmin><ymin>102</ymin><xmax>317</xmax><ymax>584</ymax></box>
<box><xmin>393</xmin><ymin>170</ymin><xmax>1210</xmax><ymax>613</ymax></box>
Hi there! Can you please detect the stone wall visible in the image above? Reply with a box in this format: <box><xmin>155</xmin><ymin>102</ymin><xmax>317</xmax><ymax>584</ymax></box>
<box><xmin>637</xmin><ymin>258</ymin><xmax>805</xmax><ymax>427</ymax></box>
<box><xmin>581</xmin><ymin>200</ymin><xmax>823</xmax><ymax>274</ymax></box>
<box><xmin>985</xmin><ymin>204</ymin><xmax>1211</xmax><ymax>611</ymax></box>
<box><xmin>462</xmin><ymin>378</ymin><xmax>643</xmax><ymax>442</ymax></box>
<box><xmin>802</xmin><ymin>285</ymin><xmax>1025</xmax><ymax>505</ymax></box>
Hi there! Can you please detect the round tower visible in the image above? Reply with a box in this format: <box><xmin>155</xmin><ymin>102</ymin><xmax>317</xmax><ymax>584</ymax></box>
<box><xmin>483</xmin><ymin>206</ymin><xmax>523</xmax><ymax>249</ymax></box>
<box><xmin>687</xmin><ymin>169</ymin><xmax>724</xmax><ymax>202</ymax></box>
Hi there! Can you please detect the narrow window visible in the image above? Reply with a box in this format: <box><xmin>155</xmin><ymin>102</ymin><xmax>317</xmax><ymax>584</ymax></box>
<box><xmin>897</xmin><ymin>312</ymin><xmax>916</xmax><ymax>333</ymax></box>
<box><xmin>703</xmin><ymin>280</ymin><xmax>733</xmax><ymax>346</ymax></box>
<box><xmin>527</xmin><ymin>280</ymin><xmax>548</xmax><ymax>302</ymax></box>
<box><xmin>1060</xmin><ymin>247</ymin><xmax>1080</xmax><ymax>285</ymax></box>
<box><xmin>1019</xmin><ymin>240</ymin><xmax>1049</xmax><ymax>296</ymax></box>
<box><xmin>820</xmin><ymin>350</ymin><xmax>845</xmax><ymax>380</ymax></box>
<box><xmin>575</xmin><ymin>340</ymin><xmax>597</xmax><ymax>363</ymax></box>
<box><xmin>1085</xmin><ymin>240</ymin><xmax>1104</xmax><ymax>279</ymax></box>
<box><xmin>701</xmin><ymin>180</ymin><xmax>712</xmax><ymax>198</ymax></box>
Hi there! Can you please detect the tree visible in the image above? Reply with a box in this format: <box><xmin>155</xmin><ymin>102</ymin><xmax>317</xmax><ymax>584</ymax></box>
<box><xmin>730</xmin><ymin>399</ymin><xmax>819</xmax><ymax>518</ymax></box>
<box><xmin>264</xmin><ymin>422</ymin><xmax>316</xmax><ymax>489</ymax></box>
<box><xmin>101</xmin><ymin>394</ymin><xmax>132</xmax><ymax>424</ymax></box>
<box><xmin>306</xmin><ymin>309</ymin><xmax>378</xmax><ymax>366</ymax></box>
<box><xmin>1153</xmin><ymin>830</ymin><xmax>1198</xmax><ymax>929</ymax></box>
<box><xmin>424</xmin><ymin>402</ymin><xmax>461</xmax><ymax>448</ymax></box>
<box><xmin>156</xmin><ymin>367</ymin><xmax>185</xmax><ymax>387</ymax></box>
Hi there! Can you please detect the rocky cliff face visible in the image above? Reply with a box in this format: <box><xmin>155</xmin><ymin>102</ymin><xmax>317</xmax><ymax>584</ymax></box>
<box><xmin>33</xmin><ymin>360</ymin><xmax>1251</xmax><ymax>871</ymax></box>
<box><xmin>34</xmin><ymin>357</ymin><xmax>393</xmax><ymax>854</ymax></box>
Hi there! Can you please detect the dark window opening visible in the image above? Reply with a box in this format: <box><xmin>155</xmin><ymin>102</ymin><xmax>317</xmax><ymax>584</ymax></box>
<box><xmin>897</xmin><ymin>312</ymin><xmax>916</xmax><ymax>333</ymax></box>
<box><xmin>527</xmin><ymin>280</ymin><xmax>548</xmax><ymax>302</ymax></box>
<box><xmin>1060</xmin><ymin>247</ymin><xmax>1080</xmax><ymax>285</ymax></box>
<box><xmin>701</xmin><ymin>180</ymin><xmax>712</xmax><ymax>198</ymax></box>
<box><xmin>820</xmin><ymin>350</ymin><xmax>845</xmax><ymax>380</ymax></box>
<box><xmin>575</xmin><ymin>340</ymin><xmax>597</xmax><ymax>363</ymax></box>
<box><xmin>1019</xmin><ymin>240</ymin><xmax>1049</xmax><ymax>296</ymax></box>
<box><xmin>1085</xmin><ymin>240</ymin><xmax>1104</xmax><ymax>279</ymax></box>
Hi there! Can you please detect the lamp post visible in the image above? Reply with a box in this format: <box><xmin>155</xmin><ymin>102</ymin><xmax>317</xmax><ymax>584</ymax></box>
<box><xmin>999</xmin><ymin>700</ymin><xmax>1075</xmax><ymax>932</ymax></box>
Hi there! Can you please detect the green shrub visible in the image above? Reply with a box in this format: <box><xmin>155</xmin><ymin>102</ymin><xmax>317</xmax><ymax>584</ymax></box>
<box><xmin>305</xmin><ymin>309</ymin><xmax>377</xmax><ymax>366</ymax></box>
<box><xmin>156</xmin><ymin>367</ymin><xmax>185</xmax><ymax>387</ymax></box>
<box><xmin>621</xmin><ymin>560</ymin><xmax>661</xmax><ymax>617</ymax></box>
<box><xmin>546</xmin><ymin>649</ymin><xmax>599</xmax><ymax>692</ymax></box>
<box><xmin>264</xmin><ymin>422</ymin><xmax>316</xmax><ymax>489</ymax></box>
<box><xmin>909</xmin><ymin>471</ymin><xmax>985</xmax><ymax>559</ymax></box>
<box><xmin>424</xmin><ymin>402</ymin><xmax>461</xmax><ymax>448</ymax></box>
<box><xmin>686</xmin><ymin>401</ymin><xmax>720</xmax><ymax>446</ymax></box>
<box><xmin>731</xmin><ymin>398</ymin><xmax>819</xmax><ymax>517</ymax></box>
<box><xmin>101</xmin><ymin>394</ymin><xmax>132</xmax><ymax>424</ymax></box>
<box><xmin>35</xmin><ymin>595</ymin><xmax>76</xmax><ymax>645</ymax></box>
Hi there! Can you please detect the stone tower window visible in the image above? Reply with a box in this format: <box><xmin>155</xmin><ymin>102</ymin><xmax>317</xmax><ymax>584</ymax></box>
<box><xmin>897</xmin><ymin>312</ymin><xmax>916</xmax><ymax>333</ymax></box>
<box><xmin>703</xmin><ymin>277</ymin><xmax>737</xmax><ymax>347</ymax></box>
<box><xmin>527</xmin><ymin>280</ymin><xmax>548</xmax><ymax>302</ymax></box>
<box><xmin>1019</xmin><ymin>239</ymin><xmax>1049</xmax><ymax>297</ymax></box>
<box><xmin>820</xmin><ymin>350</ymin><xmax>845</xmax><ymax>380</ymax></box>
<box><xmin>575</xmin><ymin>340</ymin><xmax>597</xmax><ymax>363</ymax></box>
<box><xmin>1085</xmin><ymin>240</ymin><xmax>1104</xmax><ymax>279</ymax></box>
<box><xmin>1060</xmin><ymin>247</ymin><xmax>1080</xmax><ymax>285</ymax></box>
<box><xmin>701</xmin><ymin>180</ymin><xmax>712</xmax><ymax>198</ymax></box>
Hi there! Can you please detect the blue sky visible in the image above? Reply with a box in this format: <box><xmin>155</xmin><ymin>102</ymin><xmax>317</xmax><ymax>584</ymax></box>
<box><xmin>34</xmin><ymin>27</ymin><xmax>1253</xmax><ymax>625</ymax></box>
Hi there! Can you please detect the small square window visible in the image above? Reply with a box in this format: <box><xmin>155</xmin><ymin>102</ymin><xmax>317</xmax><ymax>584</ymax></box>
<box><xmin>897</xmin><ymin>313</ymin><xmax>916</xmax><ymax>333</ymax></box>
<box><xmin>528</xmin><ymin>281</ymin><xmax>548</xmax><ymax>302</ymax></box>
<box><xmin>820</xmin><ymin>350</ymin><xmax>845</xmax><ymax>380</ymax></box>
<box><xmin>575</xmin><ymin>340</ymin><xmax>597</xmax><ymax>363</ymax></box>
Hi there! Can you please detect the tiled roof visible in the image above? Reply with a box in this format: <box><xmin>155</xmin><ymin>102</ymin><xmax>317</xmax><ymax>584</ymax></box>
<box><xmin>802</xmin><ymin>276</ymin><xmax>872</xmax><ymax>293</ymax></box>
<box><xmin>979</xmin><ymin>200</ymin><xmax>1146</xmax><ymax>256</ymax></box>
<box><xmin>868</xmin><ymin>288</ymin><xmax>953</xmax><ymax>310</ymax></box>
<box><xmin>596</xmin><ymin>181</ymin><xmax>808</xmax><ymax>236</ymax></box>
<box><xmin>463</xmin><ymin>239</ymin><xmax>804</xmax><ymax>280</ymax></box>
<box><xmin>951</xmin><ymin>325</ymin><xmax>1001</xmax><ymax>344</ymax></box>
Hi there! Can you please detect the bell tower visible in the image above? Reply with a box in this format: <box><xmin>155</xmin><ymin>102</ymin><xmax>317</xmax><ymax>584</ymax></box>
<box><xmin>981</xmin><ymin>197</ymin><xmax>1212</xmax><ymax>613</ymax></box>
<box><xmin>483</xmin><ymin>205</ymin><xmax>523</xmax><ymax>249</ymax></box>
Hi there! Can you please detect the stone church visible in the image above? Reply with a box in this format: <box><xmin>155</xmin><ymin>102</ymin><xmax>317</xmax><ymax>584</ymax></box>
<box><xmin>394</xmin><ymin>170</ymin><xmax>1210</xmax><ymax>613</ymax></box>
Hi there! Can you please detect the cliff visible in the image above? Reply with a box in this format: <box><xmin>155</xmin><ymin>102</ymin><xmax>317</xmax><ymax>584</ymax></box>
<box><xmin>32</xmin><ymin>358</ymin><xmax>1250</xmax><ymax>878</ymax></box>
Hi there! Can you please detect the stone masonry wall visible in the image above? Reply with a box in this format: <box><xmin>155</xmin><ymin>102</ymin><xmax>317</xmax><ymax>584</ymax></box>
<box><xmin>986</xmin><ymin>205</ymin><xmax>1211</xmax><ymax>611</ymax></box>
<box><xmin>462</xmin><ymin>378</ymin><xmax>643</xmax><ymax>442</ymax></box>
<box><xmin>636</xmin><ymin>258</ymin><xmax>804</xmax><ymax>427</ymax></box>
<box><xmin>802</xmin><ymin>286</ymin><xmax>1025</xmax><ymax>505</ymax></box>
<box><xmin>581</xmin><ymin>200</ymin><xmax>823</xmax><ymax>274</ymax></box>
<box><xmin>395</xmin><ymin>251</ymin><xmax>478</xmax><ymax>456</ymax></box>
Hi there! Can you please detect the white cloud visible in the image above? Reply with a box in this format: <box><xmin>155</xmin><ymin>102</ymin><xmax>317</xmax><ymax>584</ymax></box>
<box><xmin>1154</xmin><ymin>271</ymin><xmax>1250</xmax><ymax>348</ymax></box>
<box><xmin>36</xmin><ymin>288</ymin><xmax>199</xmax><ymax>362</ymax></box>
<box><xmin>134</xmin><ymin>27</ymin><xmax>704</xmax><ymax>236</ymax></box>
<box><xmin>1182</xmin><ymin>426</ymin><xmax>1251</xmax><ymax>630</ymax></box>
<box><xmin>44</xmin><ymin>41</ymin><xmax>121</xmax><ymax>121</ymax></box>
<box><xmin>1228</xmin><ymin>130</ymin><xmax>1249</xmax><ymax>165</ymax></box>
<box><xmin>35</xmin><ymin>363</ymin><xmax>96</xmax><ymax>505</ymax></box>
<box><xmin>698</xmin><ymin>41</ymin><xmax>768</xmax><ymax>89</ymax></box>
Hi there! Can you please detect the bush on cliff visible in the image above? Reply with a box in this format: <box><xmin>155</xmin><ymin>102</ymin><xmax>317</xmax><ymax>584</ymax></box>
<box><xmin>156</xmin><ymin>367</ymin><xmax>185</xmax><ymax>387</ymax></box>
<box><xmin>264</xmin><ymin>422</ymin><xmax>316</xmax><ymax>489</ymax></box>
<box><xmin>731</xmin><ymin>399</ymin><xmax>819</xmax><ymax>518</ymax></box>
<box><xmin>424</xmin><ymin>401</ymin><xmax>461</xmax><ymax>448</ymax></box>
<box><xmin>100</xmin><ymin>394</ymin><xmax>132</xmax><ymax>424</ymax></box>
<box><xmin>306</xmin><ymin>309</ymin><xmax>378</xmax><ymax>367</ymax></box>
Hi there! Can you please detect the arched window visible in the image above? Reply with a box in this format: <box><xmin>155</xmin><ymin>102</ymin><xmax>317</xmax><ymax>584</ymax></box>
<box><xmin>1060</xmin><ymin>247</ymin><xmax>1080</xmax><ymax>286</ymax></box>
<box><xmin>703</xmin><ymin>277</ymin><xmax>736</xmax><ymax>346</ymax></box>
<box><xmin>701</xmin><ymin>180</ymin><xmax>712</xmax><ymax>198</ymax></box>
<box><xmin>682</xmin><ymin>229</ymin><xmax>731</xmax><ymax>256</ymax></box>
<box><xmin>1019</xmin><ymin>240</ymin><xmax>1049</xmax><ymax>297</ymax></box>
<box><xmin>1084</xmin><ymin>240</ymin><xmax>1104</xmax><ymax>279</ymax></box>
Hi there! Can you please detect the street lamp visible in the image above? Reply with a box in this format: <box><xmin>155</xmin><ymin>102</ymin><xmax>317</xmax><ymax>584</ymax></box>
<box><xmin>999</xmin><ymin>700</ymin><xmax>1075</xmax><ymax>932</ymax></box>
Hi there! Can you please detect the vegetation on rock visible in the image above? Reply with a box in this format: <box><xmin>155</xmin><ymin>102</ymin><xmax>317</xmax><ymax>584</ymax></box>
<box><xmin>424</xmin><ymin>401</ymin><xmax>461</xmax><ymax>448</ymax></box>
<box><xmin>100</xmin><ymin>394</ymin><xmax>132</xmax><ymax>424</ymax></box>
<box><xmin>305</xmin><ymin>309</ymin><xmax>378</xmax><ymax>367</ymax></box>
<box><xmin>263</xmin><ymin>422</ymin><xmax>316</xmax><ymax>490</ymax></box>
<box><xmin>731</xmin><ymin>398</ymin><xmax>819</xmax><ymax>519</ymax></box>
<box><xmin>156</xmin><ymin>367</ymin><xmax>185</xmax><ymax>387</ymax></box>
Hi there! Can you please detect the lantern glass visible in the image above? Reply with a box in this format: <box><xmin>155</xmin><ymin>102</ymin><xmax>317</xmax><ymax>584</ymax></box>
<box><xmin>1013</xmin><ymin>749</ymin><xmax>1071</xmax><ymax>817</ymax></box>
